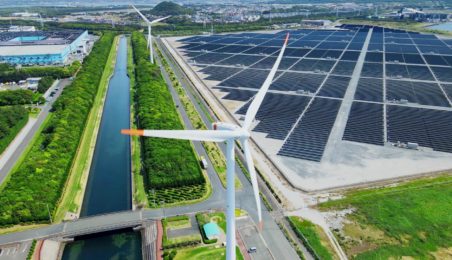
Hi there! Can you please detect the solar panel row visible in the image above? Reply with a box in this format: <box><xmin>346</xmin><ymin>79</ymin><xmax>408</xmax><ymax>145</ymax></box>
<box><xmin>278</xmin><ymin>98</ymin><xmax>342</xmax><ymax>162</ymax></box>
<box><xmin>178</xmin><ymin>25</ymin><xmax>452</xmax><ymax>163</ymax></box>
<box><xmin>387</xmin><ymin>106</ymin><xmax>452</xmax><ymax>153</ymax></box>
<box><xmin>343</xmin><ymin>102</ymin><xmax>384</xmax><ymax>146</ymax></box>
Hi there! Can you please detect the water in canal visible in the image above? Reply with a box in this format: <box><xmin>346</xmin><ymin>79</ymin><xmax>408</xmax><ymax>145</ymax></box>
<box><xmin>62</xmin><ymin>36</ymin><xmax>142</xmax><ymax>260</ymax></box>
<box><xmin>428</xmin><ymin>22</ymin><xmax>452</xmax><ymax>32</ymax></box>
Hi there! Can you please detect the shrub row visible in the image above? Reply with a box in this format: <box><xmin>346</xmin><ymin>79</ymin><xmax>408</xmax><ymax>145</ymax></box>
<box><xmin>0</xmin><ymin>106</ymin><xmax>29</xmax><ymax>154</ymax></box>
<box><xmin>0</xmin><ymin>32</ymin><xmax>115</xmax><ymax>227</ymax></box>
<box><xmin>0</xmin><ymin>62</ymin><xmax>80</xmax><ymax>83</ymax></box>
<box><xmin>131</xmin><ymin>31</ymin><xmax>204</xmax><ymax>189</ymax></box>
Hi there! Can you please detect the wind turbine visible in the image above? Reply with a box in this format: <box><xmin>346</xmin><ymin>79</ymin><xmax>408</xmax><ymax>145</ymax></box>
<box><xmin>131</xmin><ymin>5</ymin><xmax>170</xmax><ymax>64</ymax></box>
<box><xmin>122</xmin><ymin>33</ymin><xmax>290</xmax><ymax>260</ymax></box>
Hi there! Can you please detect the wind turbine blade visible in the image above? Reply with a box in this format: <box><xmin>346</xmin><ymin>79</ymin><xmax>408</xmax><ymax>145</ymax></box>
<box><xmin>121</xmin><ymin>129</ymin><xmax>237</xmax><ymax>142</ymax></box>
<box><xmin>131</xmin><ymin>5</ymin><xmax>151</xmax><ymax>24</ymax></box>
<box><xmin>150</xmin><ymin>16</ymin><xmax>171</xmax><ymax>24</ymax></box>
<box><xmin>242</xmin><ymin>138</ymin><xmax>263</xmax><ymax>229</ymax></box>
<box><xmin>243</xmin><ymin>33</ymin><xmax>290</xmax><ymax>130</ymax></box>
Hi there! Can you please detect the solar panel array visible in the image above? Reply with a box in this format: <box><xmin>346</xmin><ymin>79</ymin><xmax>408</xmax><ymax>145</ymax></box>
<box><xmin>177</xmin><ymin>24</ymin><xmax>452</xmax><ymax>162</ymax></box>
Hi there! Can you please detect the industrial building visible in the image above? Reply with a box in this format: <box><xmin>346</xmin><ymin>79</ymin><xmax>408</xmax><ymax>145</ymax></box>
<box><xmin>0</xmin><ymin>30</ymin><xmax>89</xmax><ymax>65</ymax></box>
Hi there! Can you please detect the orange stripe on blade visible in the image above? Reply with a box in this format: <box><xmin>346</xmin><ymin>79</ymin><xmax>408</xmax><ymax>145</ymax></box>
<box><xmin>121</xmin><ymin>129</ymin><xmax>144</xmax><ymax>136</ymax></box>
<box><xmin>284</xmin><ymin>33</ymin><xmax>290</xmax><ymax>45</ymax></box>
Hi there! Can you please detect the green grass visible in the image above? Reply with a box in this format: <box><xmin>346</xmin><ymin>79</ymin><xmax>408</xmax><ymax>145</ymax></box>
<box><xmin>174</xmin><ymin>246</ymin><xmax>244</xmax><ymax>260</ymax></box>
<box><xmin>196</xmin><ymin>211</ymin><xmax>227</xmax><ymax>233</ymax></box>
<box><xmin>148</xmin><ymin>183</ymin><xmax>210</xmax><ymax>208</ymax></box>
<box><xmin>164</xmin><ymin>215</ymin><xmax>191</xmax><ymax>230</ymax></box>
<box><xmin>127</xmin><ymin>36</ymin><xmax>148</xmax><ymax>207</ymax></box>
<box><xmin>288</xmin><ymin>216</ymin><xmax>334</xmax><ymax>260</ymax></box>
<box><xmin>54</xmin><ymin>36</ymin><xmax>119</xmax><ymax>222</ymax></box>
<box><xmin>320</xmin><ymin>174</ymin><xmax>452</xmax><ymax>259</ymax></box>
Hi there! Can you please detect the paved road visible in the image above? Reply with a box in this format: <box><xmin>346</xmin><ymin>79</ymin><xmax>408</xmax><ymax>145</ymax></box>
<box><xmin>0</xmin><ymin>241</ymin><xmax>31</xmax><ymax>260</ymax></box>
<box><xmin>0</xmin><ymin>78</ymin><xmax>71</xmax><ymax>186</ymax></box>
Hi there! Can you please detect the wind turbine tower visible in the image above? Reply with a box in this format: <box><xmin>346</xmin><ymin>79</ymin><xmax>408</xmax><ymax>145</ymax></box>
<box><xmin>132</xmin><ymin>5</ymin><xmax>170</xmax><ymax>64</ymax></box>
<box><xmin>122</xmin><ymin>33</ymin><xmax>291</xmax><ymax>260</ymax></box>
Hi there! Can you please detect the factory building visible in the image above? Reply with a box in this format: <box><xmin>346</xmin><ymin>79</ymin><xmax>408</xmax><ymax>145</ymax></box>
<box><xmin>0</xmin><ymin>30</ymin><xmax>89</xmax><ymax>65</ymax></box>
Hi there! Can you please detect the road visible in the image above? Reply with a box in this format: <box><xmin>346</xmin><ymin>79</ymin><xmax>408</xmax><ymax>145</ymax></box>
<box><xmin>0</xmin><ymin>79</ymin><xmax>72</xmax><ymax>186</ymax></box>
<box><xmin>155</xmin><ymin>39</ymin><xmax>303</xmax><ymax>259</ymax></box>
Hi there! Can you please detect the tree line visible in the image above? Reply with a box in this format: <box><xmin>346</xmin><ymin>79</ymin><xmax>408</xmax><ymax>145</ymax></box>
<box><xmin>131</xmin><ymin>32</ymin><xmax>204</xmax><ymax>190</ymax></box>
<box><xmin>0</xmin><ymin>62</ymin><xmax>80</xmax><ymax>83</ymax></box>
<box><xmin>0</xmin><ymin>32</ymin><xmax>115</xmax><ymax>227</ymax></box>
<box><xmin>0</xmin><ymin>106</ymin><xmax>28</xmax><ymax>154</ymax></box>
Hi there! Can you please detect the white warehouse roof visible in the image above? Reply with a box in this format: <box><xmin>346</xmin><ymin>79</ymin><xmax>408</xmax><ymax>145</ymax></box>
<box><xmin>0</xmin><ymin>45</ymin><xmax>68</xmax><ymax>56</ymax></box>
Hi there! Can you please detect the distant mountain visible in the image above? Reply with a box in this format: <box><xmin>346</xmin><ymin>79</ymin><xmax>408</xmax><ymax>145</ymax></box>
<box><xmin>150</xmin><ymin>1</ymin><xmax>192</xmax><ymax>16</ymax></box>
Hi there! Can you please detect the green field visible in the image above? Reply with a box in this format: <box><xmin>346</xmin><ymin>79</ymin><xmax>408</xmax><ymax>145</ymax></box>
<box><xmin>288</xmin><ymin>216</ymin><xmax>335</xmax><ymax>260</ymax></box>
<box><xmin>320</xmin><ymin>175</ymin><xmax>452</xmax><ymax>259</ymax></box>
<box><xmin>173</xmin><ymin>246</ymin><xmax>244</xmax><ymax>260</ymax></box>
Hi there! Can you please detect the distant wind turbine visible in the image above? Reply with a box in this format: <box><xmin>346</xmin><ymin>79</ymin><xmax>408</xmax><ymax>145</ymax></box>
<box><xmin>122</xmin><ymin>33</ymin><xmax>290</xmax><ymax>260</ymax></box>
<box><xmin>131</xmin><ymin>5</ymin><xmax>170</xmax><ymax>64</ymax></box>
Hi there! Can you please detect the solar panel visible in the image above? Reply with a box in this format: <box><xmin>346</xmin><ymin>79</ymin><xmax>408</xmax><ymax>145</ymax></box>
<box><xmin>236</xmin><ymin>93</ymin><xmax>311</xmax><ymax>140</ymax></box>
<box><xmin>332</xmin><ymin>61</ymin><xmax>356</xmax><ymax>76</ymax></box>
<box><xmin>220</xmin><ymin>69</ymin><xmax>275</xmax><ymax>89</ymax></box>
<box><xmin>431</xmin><ymin>66</ymin><xmax>452</xmax><ymax>82</ymax></box>
<box><xmin>343</xmin><ymin>102</ymin><xmax>384</xmax><ymax>146</ymax></box>
<box><xmin>218</xmin><ymin>54</ymin><xmax>264</xmax><ymax>66</ymax></box>
<box><xmin>270</xmin><ymin>72</ymin><xmax>325</xmax><ymax>93</ymax></box>
<box><xmin>250</xmin><ymin>57</ymin><xmax>298</xmax><ymax>70</ymax></box>
<box><xmin>200</xmin><ymin>66</ymin><xmax>242</xmax><ymax>81</ymax></box>
<box><xmin>215</xmin><ymin>87</ymin><xmax>256</xmax><ymax>101</ymax></box>
<box><xmin>361</xmin><ymin>63</ymin><xmax>383</xmax><ymax>78</ymax></box>
<box><xmin>354</xmin><ymin>77</ymin><xmax>383</xmax><ymax>102</ymax></box>
<box><xmin>318</xmin><ymin>75</ymin><xmax>351</xmax><ymax>98</ymax></box>
<box><xmin>278</xmin><ymin>98</ymin><xmax>341</xmax><ymax>162</ymax></box>
<box><xmin>387</xmin><ymin>105</ymin><xmax>452</xmax><ymax>153</ymax></box>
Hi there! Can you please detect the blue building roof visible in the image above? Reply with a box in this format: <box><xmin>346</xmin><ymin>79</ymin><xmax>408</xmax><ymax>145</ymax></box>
<box><xmin>203</xmin><ymin>222</ymin><xmax>220</xmax><ymax>238</ymax></box>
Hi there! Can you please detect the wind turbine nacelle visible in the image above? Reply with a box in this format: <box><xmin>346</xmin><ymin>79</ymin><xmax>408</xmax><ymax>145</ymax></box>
<box><xmin>212</xmin><ymin>122</ymin><xmax>240</xmax><ymax>131</ymax></box>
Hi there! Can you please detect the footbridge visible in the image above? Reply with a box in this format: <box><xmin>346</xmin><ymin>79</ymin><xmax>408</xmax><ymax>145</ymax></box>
<box><xmin>0</xmin><ymin>210</ymin><xmax>159</xmax><ymax>260</ymax></box>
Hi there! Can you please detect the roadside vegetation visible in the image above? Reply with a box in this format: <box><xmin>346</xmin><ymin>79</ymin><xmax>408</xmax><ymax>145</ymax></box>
<box><xmin>0</xmin><ymin>62</ymin><xmax>80</xmax><ymax>83</ymax></box>
<box><xmin>0</xmin><ymin>32</ymin><xmax>115</xmax><ymax>227</ymax></box>
<box><xmin>319</xmin><ymin>174</ymin><xmax>452</xmax><ymax>259</ymax></box>
<box><xmin>155</xmin><ymin>43</ymin><xmax>241</xmax><ymax>189</ymax></box>
<box><xmin>288</xmin><ymin>216</ymin><xmax>336</xmax><ymax>260</ymax></box>
<box><xmin>172</xmin><ymin>246</ymin><xmax>244</xmax><ymax>260</ymax></box>
<box><xmin>0</xmin><ymin>106</ymin><xmax>29</xmax><ymax>155</ymax></box>
<box><xmin>130</xmin><ymin>32</ymin><xmax>206</xmax><ymax>205</ymax></box>
<box><xmin>127</xmin><ymin>36</ymin><xmax>148</xmax><ymax>208</ymax></box>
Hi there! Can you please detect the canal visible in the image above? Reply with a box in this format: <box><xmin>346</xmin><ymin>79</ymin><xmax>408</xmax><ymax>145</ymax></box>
<box><xmin>62</xmin><ymin>36</ymin><xmax>142</xmax><ymax>259</ymax></box>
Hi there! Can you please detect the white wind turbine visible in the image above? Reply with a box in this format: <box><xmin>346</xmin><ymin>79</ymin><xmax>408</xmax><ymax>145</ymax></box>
<box><xmin>122</xmin><ymin>33</ymin><xmax>290</xmax><ymax>260</ymax></box>
<box><xmin>132</xmin><ymin>5</ymin><xmax>170</xmax><ymax>64</ymax></box>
